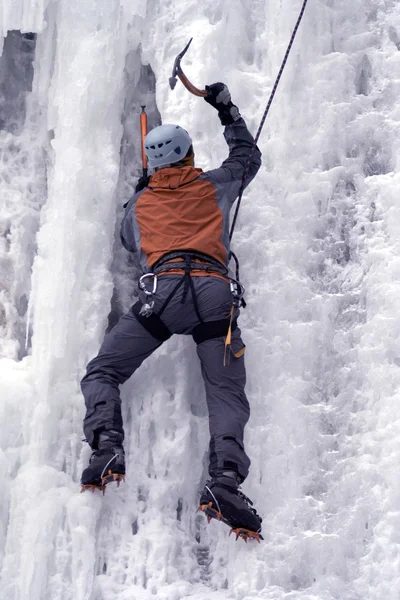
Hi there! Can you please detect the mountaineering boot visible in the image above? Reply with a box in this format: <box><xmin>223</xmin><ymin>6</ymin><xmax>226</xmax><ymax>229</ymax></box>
<box><xmin>198</xmin><ymin>471</ymin><xmax>263</xmax><ymax>542</ymax></box>
<box><xmin>81</xmin><ymin>430</ymin><xmax>125</xmax><ymax>492</ymax></box>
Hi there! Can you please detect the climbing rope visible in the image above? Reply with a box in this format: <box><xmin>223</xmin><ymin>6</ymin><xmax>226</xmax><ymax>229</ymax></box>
<box><xmin>229</xmin><ymin>0</ymin><xmax>309</xmax><ymax>248</ymax></box>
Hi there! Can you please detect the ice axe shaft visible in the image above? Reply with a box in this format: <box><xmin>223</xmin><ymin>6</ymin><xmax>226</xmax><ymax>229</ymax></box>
<box><xmin>169</xmin><ymin>38</ymin><xmax>208</xmax><ymax>97</ymax></box>
<box><xmin>140</xmin><ymin>105</ymin><xmax>148</xmax><ymax>178</ymax></box>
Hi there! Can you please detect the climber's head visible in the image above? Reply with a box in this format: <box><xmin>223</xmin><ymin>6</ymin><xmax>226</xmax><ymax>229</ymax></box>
<box><xmin>144</xmin><ymin>124</ymin><xmax>194</xmax><ymax>169</ymax></box>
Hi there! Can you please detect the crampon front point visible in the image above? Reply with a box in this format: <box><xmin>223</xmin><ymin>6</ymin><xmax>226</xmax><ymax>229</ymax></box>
<box><xmin>80</xmin><ymin>471</ymin><xmax>125</xmax><ymax>495</ymax></box>
<box><xmin>198</xmin><ymin>501</ymin><xmax>263</xmax><ymax>543</ymax></box>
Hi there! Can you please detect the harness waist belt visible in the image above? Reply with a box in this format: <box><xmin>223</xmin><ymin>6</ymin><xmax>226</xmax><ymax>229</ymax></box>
<box><xmin>152</xmin><ymin>250</ymin><xmax>229</xmax><ymax>277</ymax></box>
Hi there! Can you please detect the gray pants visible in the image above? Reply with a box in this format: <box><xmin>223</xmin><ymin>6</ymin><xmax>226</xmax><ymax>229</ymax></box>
<box><xmin>81</xmin><ymin>275</ymin><xmax>251</xmax><ymax>480</ymax></box>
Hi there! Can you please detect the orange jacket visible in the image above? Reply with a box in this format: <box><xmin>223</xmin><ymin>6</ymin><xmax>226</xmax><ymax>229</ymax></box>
<box><xmin>121</xmin><ymin>118</ymin><xmax>261</xmax><ymax>272</ymax></box>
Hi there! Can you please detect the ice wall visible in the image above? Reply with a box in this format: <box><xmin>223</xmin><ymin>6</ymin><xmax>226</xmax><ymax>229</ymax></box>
<box><xmin>0</xmin><ymin>0</ymin><xmax>400</xmax><ymax>599</ymax></box>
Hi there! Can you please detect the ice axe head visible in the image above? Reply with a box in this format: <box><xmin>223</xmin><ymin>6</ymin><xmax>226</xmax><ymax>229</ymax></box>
<box><xmin>169</xmin><ymin>38</ymin><xmax>208</xmax><ymax>98</ymax></box>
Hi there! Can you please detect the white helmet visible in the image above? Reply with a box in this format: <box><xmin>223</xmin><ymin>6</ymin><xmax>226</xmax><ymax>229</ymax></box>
<box><xmin>144</xmin><ymin>124</ymin><xmax>192</xmax><ymax>169</ymax></box>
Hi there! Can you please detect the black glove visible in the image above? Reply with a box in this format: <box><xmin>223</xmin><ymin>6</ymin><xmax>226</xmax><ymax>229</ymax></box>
<box><xmin>124</xmin><ymin>174</ymin><xmax>150</xmax><ymax>207</ymax></box>
<box><xmin>134</xmin><ymin>174</ymin><xmax>150</xmax><ymax>193</ymax></box>
<box><xmin>204</xmin><ymin>82</ymin><xmax>241</xmax><ymax>126</ymax></box>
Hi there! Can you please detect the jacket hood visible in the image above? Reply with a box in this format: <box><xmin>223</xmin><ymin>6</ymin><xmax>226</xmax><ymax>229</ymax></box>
<box><xmin>149</xmin><ymin>166</ymin><xmax>203</xmax><ymax>190</ymax></box>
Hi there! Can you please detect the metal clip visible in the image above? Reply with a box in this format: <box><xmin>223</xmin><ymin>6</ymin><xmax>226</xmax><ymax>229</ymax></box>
<box><xmin>138</xmin><ymin>273</ymin><xmax>157</xmax><ymax>317</ymax></box>
<box><xmin>139</xmin><ymin>301</ymin><xmax>155</xmax><ymax>317</ymax></box>
<box><xmin>230</xmin><ymin>279</ymin><xmax>245</xmax><ymax>306</ymax></box>
<box><xmin>139</xmin><ymin>273</ymin><xmax>158</xmax><ymax>296</ymax></box>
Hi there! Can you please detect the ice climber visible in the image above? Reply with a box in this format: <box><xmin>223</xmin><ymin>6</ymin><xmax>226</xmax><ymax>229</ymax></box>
<box><xmin>80</xmin><ymin>83</ymin><xmax>263</xmax><ymax>540</ymax></box>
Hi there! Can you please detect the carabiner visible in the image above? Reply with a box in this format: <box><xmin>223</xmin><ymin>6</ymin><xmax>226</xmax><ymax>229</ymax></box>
<box><xmin>230</xmin><ymin>279</ymin><xmax>245</xmax><ymax>305</ymax></box>
<box><xmin>139</xmin><ymin>273</ymin><xmax>158</xmax><ymax>296</ymax></box>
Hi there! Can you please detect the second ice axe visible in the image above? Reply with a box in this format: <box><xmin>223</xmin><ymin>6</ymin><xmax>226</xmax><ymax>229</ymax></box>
<box><xmin>140</xmin><ymin>105</ymin><xmax>148</xmax><ymax>178</ymax></box>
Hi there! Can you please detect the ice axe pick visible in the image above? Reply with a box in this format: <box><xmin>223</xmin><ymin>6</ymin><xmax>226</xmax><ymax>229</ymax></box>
<box><xmin>169</xmin><ymin>38</ymin><xmax>208</xmax><ymax>97</ymax></box>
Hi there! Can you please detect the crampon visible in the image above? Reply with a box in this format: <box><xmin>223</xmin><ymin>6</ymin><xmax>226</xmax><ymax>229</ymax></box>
<box><xmin>198</xmin><ymin>501</ymin><xmax>263</xmax><ymax>543</ymax></box>
<box><xmin>80</xmin><ymin>471</ymin><xmax>125</xmax><ymax>495</ymax></box>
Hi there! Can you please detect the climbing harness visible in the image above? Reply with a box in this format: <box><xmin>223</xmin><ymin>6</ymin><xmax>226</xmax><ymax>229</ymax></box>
<box><xmin>138</xmin><ymin>251</ymin><xmax>238</xmax><ymax>315</ymax></box>
<box><xmin>135</xmin><ymin>251</ymin><xmax>243</xmax><ymax>365</ymax></box>
<box><xmin>169</xmin><ymin>0</ymin><xmax>309</xmax><ymax>282</ymax></box>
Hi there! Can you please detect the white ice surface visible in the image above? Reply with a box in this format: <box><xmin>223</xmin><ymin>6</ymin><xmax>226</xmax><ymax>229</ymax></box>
<box><xmin>1</xmin><ymin>0</ymin><xmax>400</xmax><ymax>599</ymax></box>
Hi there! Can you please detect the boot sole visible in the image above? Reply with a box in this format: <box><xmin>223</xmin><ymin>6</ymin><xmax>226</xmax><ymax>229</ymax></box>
<box><xmin>198</xmin><ymin>502</ymin><xmax>263</xmax><ymax>543</ymax></box>
<box><xmin>80</xmin><ymin>472</ymin><xmax>125</xmax><ymax>495</ymax></box>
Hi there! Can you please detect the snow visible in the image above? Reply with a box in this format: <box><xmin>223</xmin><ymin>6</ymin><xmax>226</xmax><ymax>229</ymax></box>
<box><xmin>0</xmin><ymin>0</ymin><xmax>400</xmax><ymax>598</ymax></box>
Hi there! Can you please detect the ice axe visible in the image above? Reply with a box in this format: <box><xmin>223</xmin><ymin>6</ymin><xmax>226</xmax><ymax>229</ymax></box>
<box><xmin>169</xmin><ymin>38</ymin><xmax>208</xmax><ymax>97</ymax></box>
<box><xmin>140</xmin><ymin>105</ymin><xmax>148</xmax><ymax>179</ymax></box>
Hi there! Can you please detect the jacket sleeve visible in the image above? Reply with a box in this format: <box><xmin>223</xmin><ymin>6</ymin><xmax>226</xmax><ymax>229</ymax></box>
<box><xmin>202</xmin><ymin>117</ymin><xmax>262</xmax><ymax>195</ymax></box>
<box><xmin>120</xmin><ymin>195</ymin><xmax>138</xmax><ymax>253</ymax></box>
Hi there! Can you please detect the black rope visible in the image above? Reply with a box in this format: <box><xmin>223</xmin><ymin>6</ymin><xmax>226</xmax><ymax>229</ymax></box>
<box><xmin>229</xmin><ymin>0</ymin><xmax>309</xmax><ymax>244</ymax></box>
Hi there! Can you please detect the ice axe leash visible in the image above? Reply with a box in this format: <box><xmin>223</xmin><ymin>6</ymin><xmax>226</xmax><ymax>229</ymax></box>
<box><xmin>169</xmin><ymin>0</ymin><xmax>309</xmax><ymax>283</ymax></box>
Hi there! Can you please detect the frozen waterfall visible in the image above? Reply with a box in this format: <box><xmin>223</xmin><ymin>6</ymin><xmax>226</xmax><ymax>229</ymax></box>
<box><xmin>0</xmin><ymin>0</ymin><xmax>400</xmax><ymax>598</ymax></box>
